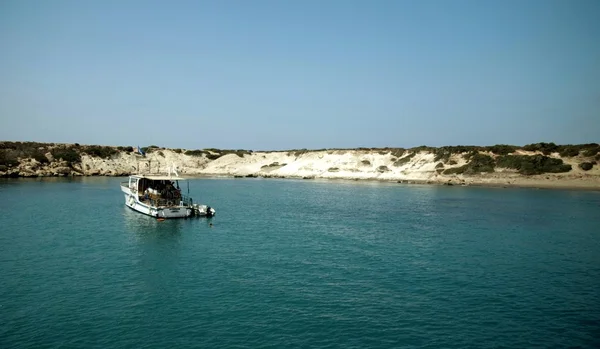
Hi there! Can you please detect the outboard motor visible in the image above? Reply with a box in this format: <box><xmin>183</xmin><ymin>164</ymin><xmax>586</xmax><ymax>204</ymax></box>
<box><xmin>206</xmin><ymin>206</ymin><xmax>214</xmax><ymax>217</ymax></box>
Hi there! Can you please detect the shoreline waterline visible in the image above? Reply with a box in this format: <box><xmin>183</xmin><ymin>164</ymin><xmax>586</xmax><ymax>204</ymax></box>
<box><xmin>6</xmin><ymin>173</ymin><xmax>598</xmax><ymax>191</ymax></box>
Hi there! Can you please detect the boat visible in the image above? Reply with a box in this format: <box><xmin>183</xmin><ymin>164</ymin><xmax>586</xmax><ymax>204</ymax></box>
<box><xmin>120</xmin><ymin>174</ymin><xmax>215</xmax><ymax>219</ymax></box>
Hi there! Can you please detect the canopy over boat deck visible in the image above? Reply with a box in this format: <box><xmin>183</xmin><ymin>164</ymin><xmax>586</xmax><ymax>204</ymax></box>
<box><xmin>130</xmin><ymin>174</ymin><xmax>187</xmax><ymax>181</ymax></box>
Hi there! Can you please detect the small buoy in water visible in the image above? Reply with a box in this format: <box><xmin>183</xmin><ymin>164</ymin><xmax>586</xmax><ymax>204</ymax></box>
<box><xmin>209</xmin><ymin>223</ymin><xmax>213</xmax><ymax>228</ymax></box>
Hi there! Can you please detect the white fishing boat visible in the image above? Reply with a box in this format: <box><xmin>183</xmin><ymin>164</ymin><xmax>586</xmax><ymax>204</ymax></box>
<box><xmin>120</xmin><ymin>173</ymin><xmax>215</xmax><ymax>219</ymax></box>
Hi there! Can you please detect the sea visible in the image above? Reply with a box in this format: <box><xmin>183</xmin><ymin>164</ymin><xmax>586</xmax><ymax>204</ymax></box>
<box><xmin>1</xmin><ymin>177</ymin><xmax>599</xmax><ymax>348</ymax></box>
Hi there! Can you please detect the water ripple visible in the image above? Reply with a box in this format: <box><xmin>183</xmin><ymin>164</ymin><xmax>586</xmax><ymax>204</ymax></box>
<box><xmin>1</xmin><ymin>178</ymin><xmax>599</xmax><ymax>348</ymax></box>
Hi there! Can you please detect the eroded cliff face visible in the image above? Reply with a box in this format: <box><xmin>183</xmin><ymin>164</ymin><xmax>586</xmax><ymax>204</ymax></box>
<box><xmin>2</xmin><ymin>144</ymin><xmax>599</xmax><ymax>188</ymax></box>
<box><xmin>0</xmin><ymin>150</ymin><xmax>209</xmax><ymax>177</ymax></box>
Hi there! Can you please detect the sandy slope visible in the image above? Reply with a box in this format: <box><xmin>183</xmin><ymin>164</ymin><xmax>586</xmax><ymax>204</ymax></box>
<box><xmin>195</xmin><ymin>149</ymin><xmax>599</xmax><ymax>189</ymax></box>
<box><xmin>4</xmin><ymin>148</ymin><xmax>600</xmax><ymax>190</ymax></box>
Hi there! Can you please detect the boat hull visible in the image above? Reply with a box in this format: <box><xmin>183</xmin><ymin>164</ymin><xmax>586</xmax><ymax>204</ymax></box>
<box><xmin>120</xmin><ymin>177</ymin><xmax>215</xmax><ymax>219</ymax></box>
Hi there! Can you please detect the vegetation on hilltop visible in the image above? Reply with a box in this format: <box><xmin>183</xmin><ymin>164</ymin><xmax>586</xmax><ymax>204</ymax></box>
<box><xmin>443</xmin><ymin>154</ymin><xmax>496</xmax><ymax>175</ymax></box>
<box><xmin>0</xmin><ymin>142</ymin><xmax>131</xmax><ymax>168</ymax></box>
<box><xmin>1</xmin><ymin>141</ymin><xmax>598</xmax><ymax>177</ymax></box>
<box><xmin>441</xmin><ymin>153</ymin><xmax>573</xmax><ymax>176</ymax></box>
<box><xmin>185</xmin><ymin>148</ymin><xmax>251</xmax><ymax>159</ymax></box>
<box><xmin>495</xmin><ymin>155</ymin><xmax>572</xmax><ymax>175</ymax></box>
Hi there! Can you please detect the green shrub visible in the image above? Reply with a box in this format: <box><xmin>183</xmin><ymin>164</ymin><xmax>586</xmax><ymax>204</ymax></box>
<box><xmin>443</xmin><ymin>154</ymin><xmax>495</xmax><ymax>175</ymax></box>
<box><xmin>51</xmin><ymin>148</ymin><xmax>81</xmax><ymax>164</ymax></box>
<box><xmin>487</xmin><ymin>144</ymin><xmax>517</xmax><ymax>155</ymax></box>
<box><xmin>0</xmin><ymin>142</ymin><xmax>57</xmax><ymax>166</ymax></box>
<box><xmin>464</xmin><ymin>154</ymin><xmax>495</xmax><ymax>174</ymax></box>
<box><xmin>361</xmin><ymin>160</ymin><xmax>371</xmax><ymax>165</ymax></box>
<box><xmin>464</xmin><ymin>150</ymin><xmax>480</xmax><ymax>161</ymax></box>
<box><xmin>173</xmin><ymin>148</ymin><xmax>182</xmax><ymax>154</ymax></box>
<box><xmin>262</xmin><ymin>162</ymin><xmax>281</xmax><ymax>168</ymax></box>
<box><xmin>556</xmin><ymin>143</ymin><xmax>598</xmax><ymax>157</ymax></box>
<box><xmin>434</xmin><ymin>150</ymin><xmax>451</xmax><ymax>163</ymax></box>
<box><xmin>84</xmin><ymin>145</ymin><xmax>118</xmax><ymax>159</ymax></box>
<box><xmin>523</xmin><ymin>142</ymin><xmax>558</xmax><ymax>155</ymax></box>
<box><xmin>0</xmin><ymin>141</ymin><xmax>53</xmax><ymax>151</ymax></box>
<box><xmin>377</xmin><ymin>165</ymin><xmax>390</xmax><ymax>172</ymax></box>
<box><xmin>435</xmin><ymin>162</ymin><xmax>444</xmax><ymax>169</ymax></box>
<box><xmin>206</xmin><ymin>154</ymin><xmax>222</xmax><ymax>160</ymax></box>
<box><xmin>443</xmin><ymin>166</ymin><xmax>466</xmax><ymax>175</ymax></box>
<box><xmin>32</xmin><ymin>150</ymin><xmax>49</xmax><ymax>164</ymax></box>
<box><xmin>411</xmin><ymin>145</ymin><xmax>435</xmax><ymax>153</ymax></box>
<box><xmin>390</xmin><ymin>148</ymin><xmax>405</xmax><ymax>158</ymax></box>
<box><xmin>558</xmin><ymin>146</ymin><xmax>580</xmax><ymax>157</ymax></box>
<box><xmin>448</xmin><ymin>160</ymin><xmax>458</xmax><ymax>165</ymax></box>
<box><xmin>125</xmin><ymin>146</ymin><xmax>133</xmax><ymax>152</ymax></box>
<box><xmin>234</xmin><ymin>150</ymin><xmax>248</xmax><ymax>157</ymax></box>
<box><xmin>184</xmin><ymin>149</ymin><xmax>206</xmax><ymax>157</ymax></box>
<box><xmin>433</xmin><ymin>146</ymin><xmax>484</xmax><ymax>162</ymax></box>
<box><xmin>204</xmin><ymin>149</ymin><xmax>251</xmax><ymax>158</ymax></box>
<box><xmin>0</xmin><ymin>149</ymin><xmax>19</xmax><ymax>167</ymax></box>
<box><xmin>496</xmin><ymin>155</ymin><xmax>571</xmax><ymax>175</ymax></box>
<box><xmin>579</xmin><ymin>162</ymin><xmax>594</xmax><ymax>171</ymax></box>
<box><xmin>393</xmin><ymin>152</ymin><xmax>416</xmax><ymax>166</ymax></box>
<box><xmin>582</xmin><ymin>146</ymin><xmax>600</xmax><ymax>157</ymax></box>
<box><xmin>328</xmin><ymin>167</ymin><xmax>340</xmax><ymax>172</ymax></box>
<box><xmin>140</xmin><ymin>145</ymin><xmax>163</xmax><ymax>154</ymax></box>
<box><xmin>293</xmin><ymin>149</ymin><xmax>309</xmax><ymax>157</ymax></box>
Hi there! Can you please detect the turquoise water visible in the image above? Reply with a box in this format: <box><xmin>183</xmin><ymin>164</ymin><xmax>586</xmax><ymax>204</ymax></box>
<box><xmin>1</xmin><ymin>177</ymin><xmax>599</xmax><ymax>348</ymax></box>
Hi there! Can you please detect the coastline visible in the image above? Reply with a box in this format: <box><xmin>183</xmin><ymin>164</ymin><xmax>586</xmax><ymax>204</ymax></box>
<box><xmin>2</xmin><ymin>142</ymin><xmax>599</xmax><ymax>191</ymax></box>
<box><xmin>3</xmin><ymin>171</ymin><xmax>600</xmax><ymax>191</ymax></box>
<box><xmin>209</xmin><ymin>173</ymin><xmax>600</xmax><ymax>191</ymax></box>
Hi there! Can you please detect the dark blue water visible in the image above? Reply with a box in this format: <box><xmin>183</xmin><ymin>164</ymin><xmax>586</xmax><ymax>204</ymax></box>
<box><xmin>1</xmin><ymin>177</ymin><xmax>599</xmax><ymax>348</ymax></box>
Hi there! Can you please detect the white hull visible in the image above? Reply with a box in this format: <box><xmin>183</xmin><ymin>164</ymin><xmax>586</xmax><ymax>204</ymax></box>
<box><xmin>120</xmin><ymin>177</ymin><xmax>215</xmax><ymax>219</ymax></box>
<box><xmin>124</xmin><ymin>192</ymin><xmax>192</xmax><ymax>218</ymax></box>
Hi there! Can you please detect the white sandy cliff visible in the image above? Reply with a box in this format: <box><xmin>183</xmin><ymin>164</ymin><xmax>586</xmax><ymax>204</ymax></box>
<box><xmin>2</xmin><ymin>144</ymin><xmax>599</xmax><ymax>189</ymax></box>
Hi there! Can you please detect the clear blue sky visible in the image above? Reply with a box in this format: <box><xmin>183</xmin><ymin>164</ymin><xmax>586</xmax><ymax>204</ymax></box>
<box><xmin>1</xmin><ymin>0</ymin><xmax>598</xmax><ymax>150</ymax></box>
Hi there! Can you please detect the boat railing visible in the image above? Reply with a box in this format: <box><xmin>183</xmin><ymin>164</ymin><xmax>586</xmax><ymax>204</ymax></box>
<box><xmin>180</xmin><ymin>195</ymin><xmax>193</xmax><ymax>206</ymax></box>
<box><xmin>143</xmin><ymin>194</ymin><xmax>193</xmax><ymax>208</ymax></box>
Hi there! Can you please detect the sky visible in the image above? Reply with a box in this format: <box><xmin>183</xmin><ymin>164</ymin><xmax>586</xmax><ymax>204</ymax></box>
<box><xmin>0</xmin><ymin>0</ymin><xmax>599</xmax><ymax>150</ymax></box>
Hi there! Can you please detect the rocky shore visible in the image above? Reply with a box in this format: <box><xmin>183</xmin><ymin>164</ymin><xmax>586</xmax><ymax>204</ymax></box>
<box><xmin>1</xmin><ymin>142</ymin><xmax>599</xmax><ymax>190</ymax></box>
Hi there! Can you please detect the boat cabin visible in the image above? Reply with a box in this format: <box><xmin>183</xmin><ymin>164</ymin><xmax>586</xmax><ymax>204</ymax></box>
<box><xmin>127</xmin><ymin>175</ymin><xmax>192</xmax><ymax>208</ymax></box>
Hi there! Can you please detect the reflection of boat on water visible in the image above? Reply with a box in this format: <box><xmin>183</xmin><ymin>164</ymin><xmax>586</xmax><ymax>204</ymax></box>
<box><xmin>120</xmin><ymin>173</ymin><xmax>215</xmax><ymax>219</ymax></box>
<box><xmin>123</xmin><ymin>208</ymin><xmax>185</xmax><ymax>237</ymax></box>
